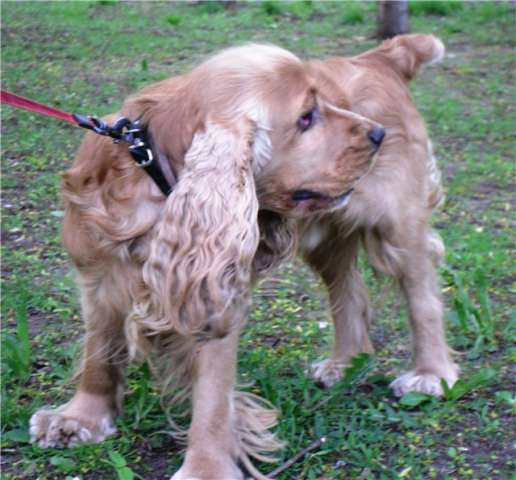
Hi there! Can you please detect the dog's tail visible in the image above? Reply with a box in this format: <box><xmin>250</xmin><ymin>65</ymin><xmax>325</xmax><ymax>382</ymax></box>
<box><xmin>367</xmin><ymin>34</ymin><xmax>445</xmax><ymax>81</ymax></box>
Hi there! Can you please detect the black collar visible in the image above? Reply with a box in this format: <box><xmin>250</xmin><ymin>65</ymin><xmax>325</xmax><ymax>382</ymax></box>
<box><xmin>74</xmin><ymin>115</ymin><xmax>173</xmax><ymax>196</ymax></box>
<box><xmin>126</xmin><ymin>121</ymin><xmax>173</xmax><ymax>196</ymax></box>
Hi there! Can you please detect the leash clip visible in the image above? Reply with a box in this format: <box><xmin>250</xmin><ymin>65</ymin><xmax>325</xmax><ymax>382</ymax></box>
<box><xmin>73</xmin><ymin>114</ymin><xmax>113</xmax><ymax>137</ymax></box>
<box><xmin>73</xmin><ymin>114</ymin><xmax>135</xmax><ymax>143</ymax></box>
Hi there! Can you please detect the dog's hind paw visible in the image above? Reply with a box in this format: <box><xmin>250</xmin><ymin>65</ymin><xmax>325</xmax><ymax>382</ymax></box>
<box><xmin>309</xmin><ymin>358</ymin><xmax>347</xmax><ymax>388</ymax></box>
<box><xmin>390</xmin><ymin>368</ymin><xmax>458</xmax><ymax>397</ymax></box>
<box><xmin>30</xmin><ymin>407</ymin><xmax>116</xmax><ymax>448</ymax></box>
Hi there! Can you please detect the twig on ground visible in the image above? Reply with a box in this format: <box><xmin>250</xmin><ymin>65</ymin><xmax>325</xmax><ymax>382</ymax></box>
<box><xmin>268</xmin><ymin>435</ymin><xmax>327</xmax><ymax>478</ymax></box>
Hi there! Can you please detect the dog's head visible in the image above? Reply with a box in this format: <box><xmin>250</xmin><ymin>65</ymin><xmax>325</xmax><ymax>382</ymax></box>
<box><xmin>255</xmin><ymin>81</ymin><xmax>383</xmax><ymax>217</ymax></box>
<box><xmin>126</xmin><ymin>44</ymin><xmax>382</xmax><ymax>336</ymax></box>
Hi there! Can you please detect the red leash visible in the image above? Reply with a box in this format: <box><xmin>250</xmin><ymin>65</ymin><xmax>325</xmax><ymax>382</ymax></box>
<box><xmin>1</xmin><ymin>89</ymin><xmax>173</xmax><ymax>196</ymax></box>
<box><xmin>1</xmin><ymin>89</ymin><xmax>82</xmax><ymax>125</ymax></box>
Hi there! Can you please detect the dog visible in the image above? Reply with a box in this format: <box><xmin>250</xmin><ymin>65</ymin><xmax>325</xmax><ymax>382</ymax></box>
<box><xmin>29</xmin><ymin>36</ymin><xmax>457</xmax><ymax>479</ymax></box>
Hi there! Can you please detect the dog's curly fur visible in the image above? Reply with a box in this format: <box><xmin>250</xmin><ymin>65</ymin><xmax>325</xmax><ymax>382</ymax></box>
<box><xmin>30</xmin><ymin>35</ymin><xmax>458</xmax><ymax>479</ymax></box>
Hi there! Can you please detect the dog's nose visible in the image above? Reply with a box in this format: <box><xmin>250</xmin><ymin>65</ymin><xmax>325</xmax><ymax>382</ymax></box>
<box><xmin>368</xmin><ymin>127</ymin><xmax>385</xmax><ymax>147</ymax></box>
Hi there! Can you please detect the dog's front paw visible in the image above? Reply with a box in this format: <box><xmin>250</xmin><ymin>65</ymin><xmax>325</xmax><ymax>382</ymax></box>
<box><xmin>170</xmin><ymin>469</ymin><xmax>202</xmax><ymax>480</ymax></box>
<box><xmin>30</xmin><ymin>407</ymin><xmax>116</xmax><ymax>448</ymax></box>
<box><xmin>390</xmin><ymin>368</ymin><xmax>459</xmax><ymax>397</ymax></box>
<box><xmin>171</xmin><ymin>450</ymin><xmax>244</xmax><ymax>480</ymax></box>
<box><xmin>171</xmin><ymin>464</ymin><xmax>243</xmax><ymax>480</ymax></box>
<box><xmin>171</xmin><ymin>468</ymin><xmax>242</xmax><ymax>480</ymax></box>
<box><xmin>309</xmin><ymin>358</ymin><xmax>347</xmax><ymax>388</ymax></box>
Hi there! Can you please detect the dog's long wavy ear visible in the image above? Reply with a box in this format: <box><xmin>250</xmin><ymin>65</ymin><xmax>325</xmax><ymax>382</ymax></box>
<box><xmin>366</xmin><ymin>34</ymin><xmax>445</xmax><ymax>81</ymax></box>
<box><xmin>138</xmin><ymin>120</ymin><xmax>259</xmax><ymax>338</ymax></box>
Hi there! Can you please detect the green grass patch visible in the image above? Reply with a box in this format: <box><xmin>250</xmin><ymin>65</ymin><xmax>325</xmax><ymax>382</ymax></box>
<box><xmin>409</xmin><ymin>0</ymin><xmax>463</xmax><ymax>16</ymax></box>
<box><xmin>341</xmin><ymin>3</ymin><xmax>366</xmax><ymax>25</ymax></box>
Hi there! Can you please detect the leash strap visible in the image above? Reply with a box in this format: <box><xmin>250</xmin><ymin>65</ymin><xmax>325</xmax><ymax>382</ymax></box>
<box><xmin>1</xmin><ymin>90</ymin><xmax>86</xmax><ymax>126</ymax></box>
<box><xmin>1</xmin><ymin>89</ymin><xmax>172</xmax><ymax>196</ymax></box>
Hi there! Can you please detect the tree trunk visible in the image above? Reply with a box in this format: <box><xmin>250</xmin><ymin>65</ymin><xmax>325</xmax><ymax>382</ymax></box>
<box><xmin>377</xmin><ymin>0</ymin><xmax>409</xmax><ymax>40</ymax></box>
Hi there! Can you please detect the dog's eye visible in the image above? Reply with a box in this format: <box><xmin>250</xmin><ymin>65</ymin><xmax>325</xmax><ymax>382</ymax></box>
<box><xmin>297</xmin><ymin>107</ymin><xmax>318</xmax><ymax>132</ymax></box>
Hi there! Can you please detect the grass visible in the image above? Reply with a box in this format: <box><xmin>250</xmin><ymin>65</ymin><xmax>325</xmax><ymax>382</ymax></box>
<box><xmin>1</xmin><ymin>1</ymin><xmax>515</xmax><ymax>479</ymax></box>
<box><xmin>409</xmin><ymin>1</ymin><xmax>463</xmax><ymax>17</ymax></box>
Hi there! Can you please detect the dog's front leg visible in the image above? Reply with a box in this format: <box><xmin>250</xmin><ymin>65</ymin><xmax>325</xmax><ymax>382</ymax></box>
<box><xmin>172</xmin><ymin>328</ymin><xmax>244</xmax><ymax>480</ymax></box>
<box><xmin>304</xmin><ymin>231</ymin><xmax>374</xmax><ymax>388</ymax></box>
<box><xmin>30</xmin><ymin>281</ymin><xmax>125</xmax><ymax>448</ymax></box>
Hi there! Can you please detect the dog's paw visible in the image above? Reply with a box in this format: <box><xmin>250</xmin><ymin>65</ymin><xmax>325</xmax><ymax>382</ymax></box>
<box><xmin>170</xmin><ymin>470</ymin><xmax>202</xmax><ymax>480</ymax></box>
<box><xmin>171</xmin><ymin>471</ymin><xmax>242</xmax><ymax>480</ymax></box>
<box><xmin>390</xmin><ymin>368</ymin><xmax>459</xmax><ymax>397</ymax></box>
<box><xmin>30</xmin><ymin>407</ymin><xmax>116</xmax><ymax>448</ymax></box>
<box><xmin>309</xmin><ymin>359</ymin><xmax>347</xmax><ymax>388</ymax></box>
<box><xmin>171</xmin><ymin>463</ymin><xmax>243</xmax><ymax>480</ymax></box>
<box><xmin>171</xmin><ymin>449</ymin><xmax>244</xmax><ymax>480</ymax></box>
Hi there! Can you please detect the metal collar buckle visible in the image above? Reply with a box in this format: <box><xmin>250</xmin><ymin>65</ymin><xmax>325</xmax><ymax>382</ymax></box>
<box><xmin>129</xmin><ymin>141</ymin><xmax>154</xmax><ymax>168</ymax></box>
<box><xmin>78</xmin><ymin>114</ymin><xmax>172</xmax><ymax>196</ymax></box>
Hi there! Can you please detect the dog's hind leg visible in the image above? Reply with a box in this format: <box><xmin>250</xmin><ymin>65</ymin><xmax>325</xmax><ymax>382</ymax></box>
<box><xmin>304</xmin><ymin>229</ymin><xmax>374</xmax><ymax>388</ymax></box>
<box><xmin>30</xmin><ymin>271</ymin><xmax>127</xmax><ymax>448</ymax></box>
<box><xmin>366</xmin><ymin>225</ymin><xmax>459</xmax><ymax>397</ymax></box>
<box><xmin>391</xmin><ymin>241</ymin><xmax>459</xmax><ymax>396</ymax></box>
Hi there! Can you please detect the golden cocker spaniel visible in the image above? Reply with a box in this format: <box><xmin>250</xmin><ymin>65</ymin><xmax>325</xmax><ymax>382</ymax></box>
<box><xmin>30</xmin><ymin>35</ymin><xmax>458</xmax><ymax>479</ymax></box>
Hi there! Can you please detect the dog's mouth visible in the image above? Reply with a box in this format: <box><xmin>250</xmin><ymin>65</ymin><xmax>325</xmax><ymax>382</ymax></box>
<box><xmin>291</xmin><ymin>188</ymin><xmax>354</xmax><ymax>211</ymax></box>
<box><xmin>330</xmin><ymin>189</ymin><xmax>354</xmax><ymax>208</ymax></box>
